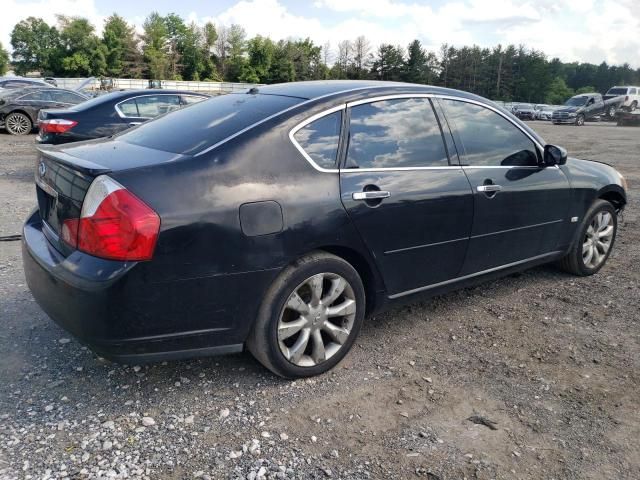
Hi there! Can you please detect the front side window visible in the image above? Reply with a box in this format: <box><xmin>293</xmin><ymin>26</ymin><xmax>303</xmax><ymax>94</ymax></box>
<box><xmin>441</xmin><ymin>99</ymin><xmax>539</xmax><ymax>167</ymax></box>
<box><xmin>346</xmin><ymin>97</ymin><xmax>449</xmax><ymax>169</ymax></box>
<box><xmin>630</xmin><ymin>88</ymin><xmax>637</xmax><ymax>95</ymax></box>
<box><xmin>293</xmin><ymin>110</ymin><xmax>342</xmax><ymax>169</ymax></box>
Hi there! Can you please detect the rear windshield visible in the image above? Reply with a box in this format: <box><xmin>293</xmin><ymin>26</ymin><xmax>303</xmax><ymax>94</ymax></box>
<box><xmin>606</xmin><ymin>88</ymin><xmax>627</xmax><ymax>95</ymax></box>
<box><xmin>118</xmin><ymin>93</ymin><xmax>303</xmax><ymax>155</ymax></box>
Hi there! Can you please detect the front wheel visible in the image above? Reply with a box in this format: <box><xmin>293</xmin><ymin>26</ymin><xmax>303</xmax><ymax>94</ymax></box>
<box><xmin>575</xmin><ymin>114</ymin><xmax>585</xmax><ymax>126</ymax></box>
<box><xmin>247</xmin><ymin>252</ymin><xmax>365</xmax><ymax>378</ymax></box>
<box><xmin>630</xmin><ymin>101</ymin><xmax>637</xmax><ymax>112</ymax></box>
<box><xmin>607</xmin><ymin>105</ymin><xmax>617</xmax><ymax>119</ymax></box>
<box><xmin>558</xmin><ymin>200</ymin><xmax>618</xmax><ymax>276</ymax></box>
<box><xmin>5</xmin><ymin>112</ymin><xmax>32</xmax><ymax>135</ymax></box>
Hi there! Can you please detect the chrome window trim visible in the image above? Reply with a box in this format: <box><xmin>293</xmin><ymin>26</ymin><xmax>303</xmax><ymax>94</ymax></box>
<box><xmin>289</xmin><ymin>104</ymin><xmax>345</xmax><ymax>173</ymax></box>
<box><xmin>114</xmin><ymin>93</ymin><xmax>182</xmax><ymax>120</ymax></box>
<box><xmin>289</xmin><ymin>92</ymin><xmax>546</xmax><ymax>173</ymax></box>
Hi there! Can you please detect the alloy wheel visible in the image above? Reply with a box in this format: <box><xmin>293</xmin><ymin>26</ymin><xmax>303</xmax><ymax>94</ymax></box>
<box><xmin>6</xmin><ymin>113</ymin><xmax>31</xmax><ymax>135</ymax></box>
<box><xmin>582</xmin><ymin>211</ymin><xmax>614</xmax><ymax>269</ymax></box>
<box><xmin>277</xmin><ymin>272</ymin><xmax>356</xmax><ymax>367</ymax></box>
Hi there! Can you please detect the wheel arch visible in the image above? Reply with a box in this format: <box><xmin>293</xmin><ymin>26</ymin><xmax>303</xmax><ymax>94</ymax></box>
<box><xmin>598</xmin><ymin>185</ymin><xmax>626</xmax><ymax>212</ymax></box>
<box><xmin>310</xmin><ymin>245</ymin><xmax>386</xmax><ymax>316</ymax></box>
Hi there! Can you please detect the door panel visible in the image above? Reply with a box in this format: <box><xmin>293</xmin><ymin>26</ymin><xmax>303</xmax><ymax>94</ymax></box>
<box><xmin>338</xmin><ymin>97</ymin><xmax>474</xmax><ymax>295</ymax></box>
<box><xmin>341</xmin><ymin>170</ymin><xmax>474</xmax><ymax>294</ymax></box>
<box><xmin>460</xmin><ymin>166</ymin><xmax>570</xmax><ymax>274</ymax></box>
<box><xmin>439</xmin><ymin>98</ymin><xmax>571</xmax><ymax>275</ymax></box>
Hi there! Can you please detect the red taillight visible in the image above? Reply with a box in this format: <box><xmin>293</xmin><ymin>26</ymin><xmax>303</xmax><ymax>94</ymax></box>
<box><xmin>63</xmin><ymin>176</ymin><xmax>160</xmax><ymax>261</ymax></box>
<box><xmin>39</xmin><ymin>119</ymin><xmax>78</xmax><ymax>133</ymax></box>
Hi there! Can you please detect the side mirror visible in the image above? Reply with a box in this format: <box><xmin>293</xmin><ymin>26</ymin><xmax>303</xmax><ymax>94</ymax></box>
<box><xmin>543</xmin><ymin>144</ymin><xmax>567</xmax><ymax>166</ymax></box>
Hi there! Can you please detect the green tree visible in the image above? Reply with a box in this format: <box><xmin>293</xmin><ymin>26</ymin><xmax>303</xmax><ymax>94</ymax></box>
<box><xmin>10</xmin><ymin>17</ymin><xmax>60</xmax><ymax>75</ymax></box>
<box><xmin>57</xmin><ymin>16</ymin><xmax>107</xmax><ymax>76</ymax></box>
<box><xmin>242</xmin><ymin>35</ymin><xmax>274</xmax><ymax>82</ymax></box>
<box><xmin>200</xmin><ymin>22</ymin><xmax>219</xmax><ymax>80</ymax></box>
<box><xmin>164</xmin><ymin>13</ymin><xmax>188</xmax><ymax>79</ymax></box>
<box><xmin>371</xmin><ymin>44</ymin><xmax>404</xmax><ymax>81</ymax></box>
<box><xmin>546</xmin><ymin>77</ymin><xmax>574</xmax><ymax>104</ymax></box>
<box><xmin>0</xmin><ymin>42</ymin><xmax>9</xmax><ymax>75</ymax></box>
<box><xmin>225</xmin><ymin>24</ymin><xmax>247</xmax><ymax>81</ymax></box>
<box><xmin>102</xmin><ymin>14</ymin><xmax>139</xmax><ymax>77</ymax></box>
<box><xmin>142</xmin><ymin>12</ymin><xmax>169</xmax><ymax>79</ymax></box>
<box><xmin>403</xmin><ymin>39</ymin><xmax>436</xmax><ymax>84</ymax></box>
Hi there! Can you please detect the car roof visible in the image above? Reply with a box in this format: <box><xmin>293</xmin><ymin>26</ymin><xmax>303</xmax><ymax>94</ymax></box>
<box><xmin>254</xmin><ymin>80</ymin><xmax>491</xmax><ymax>103</ymax></box>
<box><xmin>104</xmin><ymin>89</ymin><xmax>209</xmax><ymax>99</ymax></box>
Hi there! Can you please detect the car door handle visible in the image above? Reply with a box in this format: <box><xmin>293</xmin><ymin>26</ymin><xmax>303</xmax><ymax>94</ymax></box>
<box><xmin>477</xmin><ymin>184</ymin><xmax>502</xmax><ymax>193</ymax></box>
<box><xmin>352</xmin><ymin>191</ymin><xmax>391</xmax><ymax>200</ymax></box>
<box><xmin>128</xmin><ymin>122</ymin><xmax>142</xmax><ymax>127</ymax></box>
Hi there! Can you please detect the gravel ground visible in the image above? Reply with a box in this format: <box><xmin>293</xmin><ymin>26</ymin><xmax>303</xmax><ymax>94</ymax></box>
<box><xmin>0</xmin><ymin>121</ymin><xmax>638</xmax><ymax>480</ymax></box>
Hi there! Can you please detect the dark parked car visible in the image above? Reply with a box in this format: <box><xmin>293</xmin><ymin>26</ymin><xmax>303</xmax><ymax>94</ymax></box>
<box><xmin>552</xmin><ymin>93</ymin><xmax>623</xmax><ymax>125</ymax></box>
<box><xmin>0</xmin><ymin>77</ymin><xmax>51</xmax><ymax>90</ymax></box>
<box><xmin>23</xmin><ymin>81</ymin><xmax>627</xmax><ymax>378</ymax></box>
<box><xmin>512</xmin><ymin>103</ymin><xmax>536</xmax><ymax>120</ymax></box>
<box><xmin>37</xmin><ymin>89</ymin><xmax>209</xmax><ymax>144</ymax></box>
<box><xmin>0</xmin><ymin>87</ymin><xmax>89</xmax><ymax>135</ymax></box>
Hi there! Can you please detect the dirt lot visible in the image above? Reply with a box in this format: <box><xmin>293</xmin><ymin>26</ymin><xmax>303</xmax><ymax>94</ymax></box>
<box><xmin>0</xmin><ymin>121</ymin><xmax>638</xmax><ymax>480</ymax></box>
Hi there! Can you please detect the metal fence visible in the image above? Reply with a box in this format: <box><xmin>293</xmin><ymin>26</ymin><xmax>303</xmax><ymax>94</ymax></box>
<box><xmin>53</xmin><ymin>78</ymin><xmax>261</xmax><ymax>94</ymax></box>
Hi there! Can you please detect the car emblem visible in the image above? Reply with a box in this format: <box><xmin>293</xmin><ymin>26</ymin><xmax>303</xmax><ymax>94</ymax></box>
<box><xmin>38</xmin><ymin>161</ymin><xmax>46</xmax><ymax>177</ymax></box>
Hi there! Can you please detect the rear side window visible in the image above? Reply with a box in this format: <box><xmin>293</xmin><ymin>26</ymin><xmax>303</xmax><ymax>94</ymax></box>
<box><xmin>346</xmin><ymin>97</ymin><xmax>449</xmax><ymax>169</ymax></box>
<box><xmin>630</xmin><ymin>88</ymin><xmax>637</xmax><ymax>95</ymax></box>
<box><xmin>136</xmin><ymin>95</ymin><xmax>181</xmax><ymax>117</ymax></box>
<box><xmin>293</xmin><ymin>111</ymin><xmax>342</xmax><ymax>169</ymax></box>
<box><xmin>20</xmin><ymin>91</ymin><xmax>52</xmax><ymax>101</ymax></box>
<box><xmin>51</xmin><ymin>90</ymin><xmax>86</xmax><ymax>104</ymax></box>
<box><xmin>182</xmin><ymin>95</ymin><xmax>207</xmax><ymax>105</ymax></box>
<box><xmin>119</xmin><ymin>93</ymin><xmax>303</xmax><ymax>155</ymax></box>
<box><xmin>118</xmin><ymin>98</ymin><xmax>139</xmax><ymax>116</ymax></box>
<box><xmin>442</xmin><ymin>99</ymin><xmax>539</xmax><ymax>167</ymax></box>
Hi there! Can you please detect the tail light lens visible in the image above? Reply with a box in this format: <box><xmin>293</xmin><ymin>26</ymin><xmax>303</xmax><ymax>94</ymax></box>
<box><xmin>63</xmin><ymin>176</ymin><xmax>160</xmax><ymax>261</ymax></box>
<box><xmin>39</xmin><ymin>119</ymin><xmax>78</xmax><ymax>133</ymax></box>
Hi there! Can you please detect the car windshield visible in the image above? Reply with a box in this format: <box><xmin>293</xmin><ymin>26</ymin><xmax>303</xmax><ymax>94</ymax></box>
<box><xmin>565</xmin><ymin>96</ymin><xmax>588</xmax><ymax>106</ymax></box>
<box><xmin>606</xmin><ymin>88</ymin><xmax>627</xmax><ymax>95</ymax></box>
<box><xmin>119</xmin><ymin>93</ymin><xmax>303</xmax><ymax>155</ymax></box>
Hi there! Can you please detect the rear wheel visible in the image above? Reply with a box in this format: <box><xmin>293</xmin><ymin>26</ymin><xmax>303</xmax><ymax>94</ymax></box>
<box><xmin>5</xmin><ymin>112</ymin><xmax>32</xmax><ymax>135</ymax></box>
<box><xmin>558</xmin><ymin>200</ymin><xmax>617</xmax><ymax>276</ymax></box>
<box><xmin>247</xmin><ymin>252</ymin><xmax>365</xmax><ymax>378</ymax></box>
<box><xmin>575</xmin><ymin>114</ymin><xmax>585</xmax><ymax>126</ymax></box>
<box><xmin>607</xmin><ymin>105</ymin><xmax>617</xmax><ymax>119</ymax></box>
<box><xmin>630</xmin><ymin>101</ymin><xmax>637</xmax><ymax>112</ymax></box>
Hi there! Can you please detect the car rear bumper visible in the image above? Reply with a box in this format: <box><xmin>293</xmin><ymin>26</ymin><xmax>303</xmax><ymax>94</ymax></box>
<box><xmin>22</xmin><ymin>210</ymin><xmax>277</xmax><ymax>362</ymax></box>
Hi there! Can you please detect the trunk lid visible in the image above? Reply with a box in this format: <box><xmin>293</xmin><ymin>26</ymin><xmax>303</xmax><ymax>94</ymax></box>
<box><xmin>35</xmin><ymin>141</ymin><xmax>185</xmax><ymax>255</ymax></box>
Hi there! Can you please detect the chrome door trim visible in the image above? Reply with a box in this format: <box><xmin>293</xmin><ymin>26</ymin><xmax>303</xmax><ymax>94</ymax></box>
<box><xmin>388</xmin><ymin>250</ymin><xmax>563</xmax><ymax>299</ymax></box>
<box><xmin>287</xmin><ymin>92</ymin><xmax>547</xmax><ymax>173</ymax></box>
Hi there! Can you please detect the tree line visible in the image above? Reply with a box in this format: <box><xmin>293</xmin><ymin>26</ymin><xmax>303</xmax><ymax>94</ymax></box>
<box><xmin>1</xmin><ymin>13</ymin><xmax>640</xmax><ymax>104</ymax></box>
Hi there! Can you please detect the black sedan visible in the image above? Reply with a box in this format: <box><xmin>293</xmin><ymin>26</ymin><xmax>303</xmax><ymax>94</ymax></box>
<box><xmin>36</xmin><ymin>89</ymin><xmax>209</xmax><ymax>144</ymax></box>
<box><xmin>0</xmin><ymin>87</ymin><xmax>89</xmax><ymax>135</ymax></box>
<box><xmin>22</xmin><ymin>81</ymin><xmax>627</xmax><ymax>378</ymax></box>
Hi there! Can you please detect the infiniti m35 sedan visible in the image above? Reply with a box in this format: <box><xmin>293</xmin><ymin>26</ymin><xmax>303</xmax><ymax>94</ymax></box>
<box><xmin>22</xmin><ymin>81</ymin><xmax>627</xmax><ymax>378</ymax></box>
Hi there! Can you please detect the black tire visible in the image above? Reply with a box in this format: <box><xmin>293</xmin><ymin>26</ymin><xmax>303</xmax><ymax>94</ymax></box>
<box><xmin>5</xmin><ymin>112</ymin><xmax>32</xmax><ymax>135</ymax></box>
<box><xmin>558</xmin><ymin>199</ymin><xmax>617</xmax><ymax>276</ymax></box>
<box><xmin>630</xmin><ymin>101</ymin><xmax>637</xmax><ymax>112</ymax></box>
<box><xmin>247</xmin><ymin>251</ymin><xmax>365</xmax><ymax>378</ymax></box>
<box><xmin>575</xmin><ymin>114</ymin><xmax>585</xmax><ymax>126</ymax></box>
<box><xmin>607</xmin><ymin>105</ymin><xmax>617</xmax><ymax>119</ymax></box>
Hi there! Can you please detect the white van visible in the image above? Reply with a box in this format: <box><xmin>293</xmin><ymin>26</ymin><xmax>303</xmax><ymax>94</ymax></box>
<box><xmin>604</xmin><ymin>86</ymin><xmax>640</xmax><ymax>111</ymax></box>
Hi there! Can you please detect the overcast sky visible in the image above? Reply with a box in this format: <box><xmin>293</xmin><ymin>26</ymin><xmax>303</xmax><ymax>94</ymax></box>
<box><xmin>2</xmin><ymin>0</ymin><xmax>639</xmax><ymax>67</ymax></box>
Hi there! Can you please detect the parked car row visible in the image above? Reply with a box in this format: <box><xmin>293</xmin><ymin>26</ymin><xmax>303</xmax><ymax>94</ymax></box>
<box><xmin>0</xmin><ymin>85</ymin><xmax>209</xmax><ymax>139</ymax></box>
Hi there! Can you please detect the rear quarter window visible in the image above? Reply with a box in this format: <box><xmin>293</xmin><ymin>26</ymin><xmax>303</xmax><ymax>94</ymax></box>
<box><xmin>119</xmin><ymin>93</ymin><xmax>302</xmax><ymax>155</ymax></box>
<box><xmin>292</xmin><ymin>111</ymin><xmax>342</xmax><ymax>170</ymax></box>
